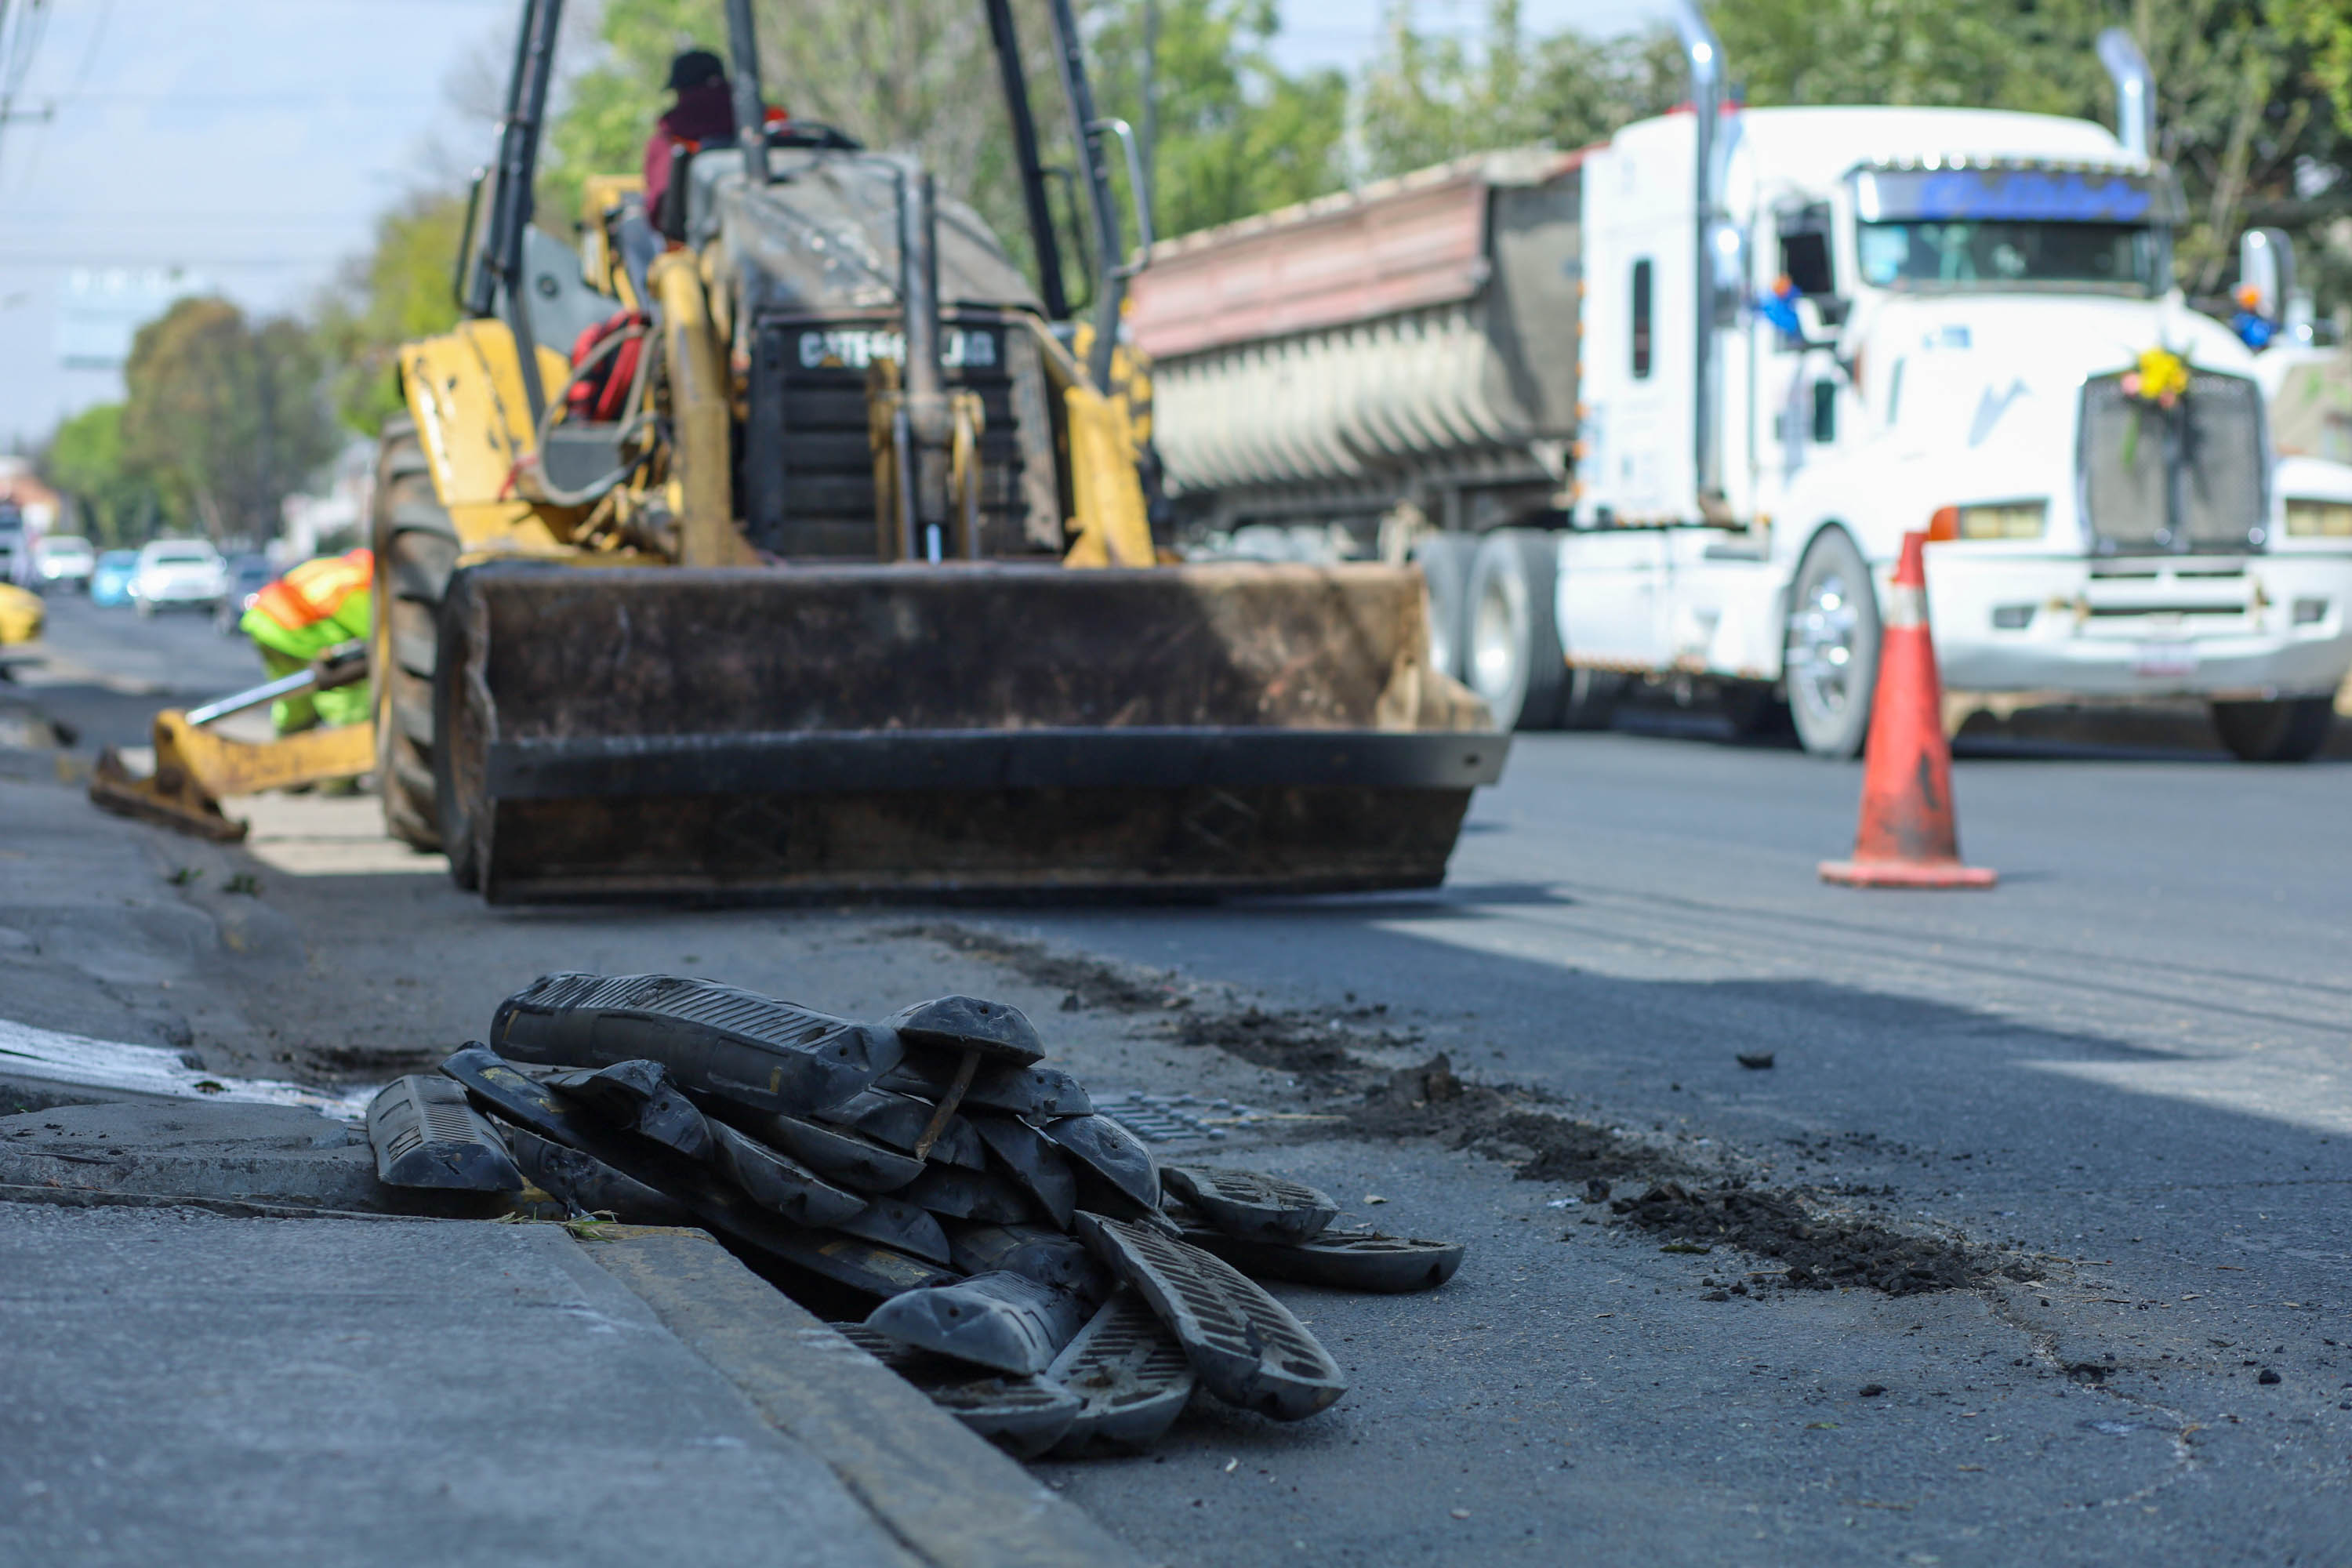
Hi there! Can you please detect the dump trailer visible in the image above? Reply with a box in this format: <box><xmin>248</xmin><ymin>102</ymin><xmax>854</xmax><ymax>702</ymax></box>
<box><xmin>358</xmin><ymin>0</ymin><xmax>1499</xmax><ymax>902</ymax></box>
<box><xmin>1133</xmin><ymin>2</ymin><xmax>2352</xmax><ymax>760</ymax></box>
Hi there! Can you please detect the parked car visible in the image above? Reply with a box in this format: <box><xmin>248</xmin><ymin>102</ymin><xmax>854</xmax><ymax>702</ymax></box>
<box><xmin>128</xmin><ymin>539</ymin><xmax>228</xmax><ymax>617</ymax></box>
<box><xmin>32</xmin><ymin>535</ymin><xmax>95</xmax><ymax>593</ymax></box>
<box><xmin>89</xmin><ymin>550</ymin><xmax>139</xmax><ymax>607</ymax></box>
<box><xmin>214</xmin><ymin>554</ymin><xmax>277</xmax><ymax>635</ymax></box>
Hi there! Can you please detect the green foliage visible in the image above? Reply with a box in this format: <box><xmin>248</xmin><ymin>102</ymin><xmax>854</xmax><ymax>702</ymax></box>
<box><xmin>1087</xmin><ymin>0</ymin><xmax>1347</xmax><ymax>238</ymax></box>
<box><xmin>41</xmin><ymin>404</ymin><xmax>162</xmax><ymax>548</ymax></box>
<box><xmin>120</xmin><ymin>298</ymin><xmax>340</xmax><ymax>546</ymax></box>
<box><xmin>314</xmin><ymin>191</ymin><xmax>471</xmax><ymax>437</ymax></box>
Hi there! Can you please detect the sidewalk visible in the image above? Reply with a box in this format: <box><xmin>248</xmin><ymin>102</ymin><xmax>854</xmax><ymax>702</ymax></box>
<box><xmin>0</xmin><ymin>734</ymin><xmax>1136</xmax><ymax>1568</ymax></box>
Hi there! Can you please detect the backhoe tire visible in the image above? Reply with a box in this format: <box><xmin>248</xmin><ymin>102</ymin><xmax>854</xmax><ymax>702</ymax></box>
<box><xmin>370</xmin><ymin>419</ymin><xmax>460</xmax><ymax>853</ymax></box>
<box><xmin>1465</xmin><ymin>528</ymin><xmax>1568</xmax><ymax>731</ymax></box>
<box><xmin>1410</xmin><ymin>532</ymin><xmax>1476</xmax><ymax>684</ymax></box>
<box><xmin>2211</xmin><ymin>696</ymin><xmax>2333</xmax><ymax>762</ymax></box>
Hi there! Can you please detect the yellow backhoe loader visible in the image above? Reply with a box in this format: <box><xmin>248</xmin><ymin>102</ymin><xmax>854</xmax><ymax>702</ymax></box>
<box><xmin>100</xmin><ymin>0</ymin><xmax>1505</xmax><ymax>902</ymax></box>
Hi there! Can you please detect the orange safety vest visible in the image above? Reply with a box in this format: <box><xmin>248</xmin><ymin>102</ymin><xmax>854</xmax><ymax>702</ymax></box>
<box><xmin>253</xmin><ymin>547</ymin><xmax>372</xmax><ymax>630</ymax></box>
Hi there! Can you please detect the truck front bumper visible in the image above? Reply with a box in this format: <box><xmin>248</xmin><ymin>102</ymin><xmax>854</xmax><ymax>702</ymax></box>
<box><xmin>1923</xmin><ymin>551</ymin><xmax>2352</xmax><ymax>698</ymax></box>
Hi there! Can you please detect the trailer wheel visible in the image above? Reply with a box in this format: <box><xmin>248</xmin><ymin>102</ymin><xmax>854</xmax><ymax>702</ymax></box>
<box><xmin>1466</xmin><ymin>529</ymin><xmax>1567</xmax><ymax>731</ymax></box>
<box><xmin>1410</xmin><ymin>532</ymin><xmax>1476</xmax><ymax>684</ymax></box>
<box><xmin>1784</xmin><ymin>527</ymin><xmax>1878</xmax><ymax>759</ymax></box>
<box><xmin>370</xmin><ymin>419</ymin><xmax>460</xmax><ymax>851</ymax></box>
<box><xmin>2211</xmin><ymin>697</ymin><xmax>2333</xmax><ymax>762</ymax></box>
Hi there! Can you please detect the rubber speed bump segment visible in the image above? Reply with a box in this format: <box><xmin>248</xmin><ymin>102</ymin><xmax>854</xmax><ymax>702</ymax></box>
<box><xmin>829</xmin><ymin>1324</ymin><xmax>1082</xmax><ymax>1460</ymax></box>
<box><xmin>365</xmin><ymin>1075</ymin><xmax>524</xmax><ymax>1192</ymax></box>
<box><xmin>971</xmin><ymin>1112</ymin><xmax>1077</xmax><ymax>1229</ymax></box>
<box><xmin>1046</xmin><ymin>1289</ymin><xmax>1196</xmax><ymax>1457</ymax></box>
<box><xmin>542</xmin><ymin>1060</ymin><xmax>713</xmax><ymax>1160</ymax></box>
<box><xmin>1073</xmin><ymin>1212</ymin><xmax>1347</xmax><ymax>1421</ymax></box>
<box><xmin>1041</xmin><ymin>1114</ymin><xmax>1162</xmax><ymax>1220</ymax></box>
<box><xmin>1162</xmin><ymin>1164</ymin><xmax>1338</xmax><ymax>1243</ymax></box>
<box><xmin>817</xmin><ymin>1089</ymin><xmax>988</xmax><ymax>1171</ymax></box>
<box><xmin>946</xmin><ymin>1222</ymin><xmax>1111</xmax><ymax>1300</ymax></box>
<box><xmin>505</xmin><ymin>1126</ymin><xmax>692</xmax><ymax>1225</ymax></box>
<box><xmin>708</xmin><ymin>1121</ymin><xmax>869</xmax><ymax>1227</ymax></box>
<box><xmin>706</xmin><ymin>1103</ymin><xmax>924</xmax><ymax>1192</ymax></box>
<box><xmin>903</xmin><ymin>1163</ymin><xmax>1035</xmax><ymax>1224</ymax></box>
<box><xmin>833</xmin><ymin>1192</ymin><xmax>953</xmax><ymax>1265</ymax></box>
<box><xmin>492</xmin><ymin>973</ymin><xmax>904</xmax><ymax>1116</ymax></box>
<box><xmin>881</xmin><ymin>1056</ymin><xmax>1094</xmax><ymax>1119</ymax></box>
<box><xmin>866</xmin><ymin>1270</ymin><xmax>1091</xmax><ymax>1375</ymax></box>
<box><xmin>1178</xmin><ymin>1224</ymin><xmax>1465</xmax><ymax>1294</ymax></box>
<box><xmin>883</xmin><ymin>996</ymin><xmax>1045</xmax><ymax>1065</ymax></box>
<box><xmin>445</xmin><ymin>1045</ymin><xmax>950</xmax><ymax>1300</ymax></box>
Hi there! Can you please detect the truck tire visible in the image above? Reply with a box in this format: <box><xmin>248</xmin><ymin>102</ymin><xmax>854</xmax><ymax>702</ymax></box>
<box><xmin>369</xmin><ymin>419</ymin><xmax>460</xmax><ymax>851</ymax></box>
<box><xmin>1784</xmin><ymin>526</ymin><xmax>1879</xmax><ymax>760</ymax></box>
<box><xmin>1465</xmin><ymin>529</ymin><xmax>1568</xmax><ymax>731</ymax></box>
<box><xmin>1410</xmin><ymin>532</ymin><xmax>1475</xmax><ymax>684</ymax></box>
<box><xmin>2210</xmin><ymin>696</ymin><xmax>2333</xmax><ymax>762</ymax></box>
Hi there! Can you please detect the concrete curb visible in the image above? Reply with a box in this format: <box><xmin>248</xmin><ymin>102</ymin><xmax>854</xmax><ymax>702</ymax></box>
<box><xmin>583</xmin><ymin>1228</ymin><xmax>1142</xmax><ymax>1568</ymax></box>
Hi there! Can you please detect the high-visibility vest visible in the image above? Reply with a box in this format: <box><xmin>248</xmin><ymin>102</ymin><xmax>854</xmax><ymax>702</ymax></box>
<box><xmin>253</xmin><ymin>547</ymin><xmax>372</xmax><ymax>632</ymax></box>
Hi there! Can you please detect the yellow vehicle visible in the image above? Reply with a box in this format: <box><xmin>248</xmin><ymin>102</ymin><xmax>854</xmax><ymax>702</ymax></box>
<box><xmin>114</xmin><ymin>0</ymin><xmax>1504</xmax><ymax>901</ymax></box>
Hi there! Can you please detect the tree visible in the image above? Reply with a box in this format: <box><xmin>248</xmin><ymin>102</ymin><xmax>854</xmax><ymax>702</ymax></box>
<box><xmin>120</xmin><ymin>298</ymin><xmax>340</xmax><ymax>546</ymax></box>
<box><xmin>42</xmin><ymin>404</ymin><xmax>162</xmax><ymax>548</ymax></box>
<box><xmin>315</xmin><ymin>191</ymin><xmax>471</xmax><ymax>437</ymax></box>
<box><xmin>1085</xmin><ymin>0</ymin><xmax>1348</xmax><ymax>238</ymax></box>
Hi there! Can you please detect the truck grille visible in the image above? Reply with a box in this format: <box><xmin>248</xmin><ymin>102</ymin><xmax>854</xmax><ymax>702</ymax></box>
<box><xmin>741</xmin><ymin>312</ymin><xmax>1058</xmax><ymax>558</ymax></box>
<box><xmin>2078</xmin><ymin>371</ymin><xmax>2264</xmax><ymax>554</ymax></box>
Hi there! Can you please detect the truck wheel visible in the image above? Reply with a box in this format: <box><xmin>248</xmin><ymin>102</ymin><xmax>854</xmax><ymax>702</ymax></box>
<box><xmin>1784</xmin><ymin>527</ymin><xmax>1879</xmax><ymax>760</ymax></box>
<box><xmin>2211</xmin><ymin>697</ymin><xmax>2333</xmax><ymax>762</ymax></box>
<box><xmin>1410</xmin><ymin>532</ymin><xmax>1475</xmax><ymax>683</ymax></box>
<box><xmin>1465</xmin><ymin>529</ymin><xmax>1568</xmax><ymax>731</ymax></box>
<box><xmin>370</xmin><ymin>419</ymin><xmax>460</xmax><ymax>851</ymax></box>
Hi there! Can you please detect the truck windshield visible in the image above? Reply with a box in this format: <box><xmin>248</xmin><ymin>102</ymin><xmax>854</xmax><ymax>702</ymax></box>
<box><xmin>1856</xmin><ymin>221</ymin><xmax>2160</xmax><ymax>295</ymax></box>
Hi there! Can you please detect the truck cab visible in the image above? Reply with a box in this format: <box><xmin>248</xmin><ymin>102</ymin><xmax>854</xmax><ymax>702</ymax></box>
<box><xmin>1561</xmin><ymin>89</ymin><xmax>2352</xmax><ymax>760</ymax></box>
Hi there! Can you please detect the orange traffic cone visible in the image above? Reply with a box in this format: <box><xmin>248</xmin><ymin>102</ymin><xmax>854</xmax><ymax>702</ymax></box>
<box><xmin>1818</xmin><ymin>532</ymin><xmax>1996</xmax><ymax>889</ymax></box>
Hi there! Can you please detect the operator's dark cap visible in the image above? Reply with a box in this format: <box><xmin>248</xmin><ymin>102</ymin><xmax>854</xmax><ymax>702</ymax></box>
<box><xmin>666</xmin><ymin>49</ymin><xmax>724</xmax><ymax>92</ymax></box>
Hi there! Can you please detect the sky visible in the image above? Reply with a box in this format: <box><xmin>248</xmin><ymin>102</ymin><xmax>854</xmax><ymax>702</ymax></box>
<box><xmin>0</xmin><ymin>0</ymin><xmax>1673</xmax><ymax>449</ymax></box>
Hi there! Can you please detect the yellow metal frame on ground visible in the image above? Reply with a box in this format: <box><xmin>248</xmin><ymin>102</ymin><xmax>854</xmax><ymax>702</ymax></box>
<box><xmin>88</xmin><ymin>713</ymin><xmax>376</xmax><ymax>842</ymax></box>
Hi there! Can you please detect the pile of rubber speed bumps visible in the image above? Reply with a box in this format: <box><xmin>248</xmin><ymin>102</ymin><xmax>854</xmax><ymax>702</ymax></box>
<box><xmin>365</xmin><ymin>974</ymin><xmax>1463</xmax><ymax>1458</ymax></box>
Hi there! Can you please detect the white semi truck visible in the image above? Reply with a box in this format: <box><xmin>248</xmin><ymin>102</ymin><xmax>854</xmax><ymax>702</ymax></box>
<box><xmin>1131</xmin><ymin>10</ymin><xmax>2352</xmax><ymax>760</ymax></box>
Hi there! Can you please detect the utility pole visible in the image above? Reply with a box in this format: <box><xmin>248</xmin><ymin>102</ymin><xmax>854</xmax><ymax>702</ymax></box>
<box><xmin>1138</xmin><ymin>0</ymin><xmax>1159</xmax><ymax>230</ymax></box>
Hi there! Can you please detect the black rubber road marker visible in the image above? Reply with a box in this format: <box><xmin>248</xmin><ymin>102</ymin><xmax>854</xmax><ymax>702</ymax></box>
<box><xmin>445</xmin><ymin>1045</ymin><xmax>949</xmax><ymax>1299</ymax></box>
<box><xmin>866</xmin><ymin>1269</ymin><xmax>1091</xmax><ymax>1375</ymax></box>
<box><xmin>902</xmin><ymin>1162</ymin><xmax>1036</xmax><ymax>1224</ymax></box>
<box><xmin>833</xmin><ymin>1192</ymin><xmax>953</xmax><ymax>1265</ymax></box>
<box><xmin>1179</xmin><ymin>1225</ymin><xmax>1466</xmax><ymax>1294</ymax></box>
<box><xmin>883</xmin><ymin>996</ymin><xmax>1045</xmax><ymax>1065</ymax></box>
<box><xmin>1074</xmin><ymin>1211</ymin><xmax>1347</xmax><ymax>1421</ymax></box>
<box><xmin>542</xmin><ymin>1059</ymin><xmax>713</xmax><ymax>1160</ymax></box>
<box><xmin>971</xmin><ymin>1112</ymin><xmax>1078</xmax><ymax>1229</ymax></box>
<box><xmin>817</xmin><ymin>1089</ymin><xmax>987</xmax><ymax>1171</ymax></box>
<box><xmin>881</xmin><ymin>1056</ymin><xmax>1094</xmax><ymax>1119</ymax></box>
<box><xmin>1046</xmin><ymin>1289</ymin><xmax>1196</xmax><ymax>1457</ymax></box>
<box><xmin>830</xmin><ymin>1324</ymin><xmax>1081</xmax><ymax>1460</ymax></box>
<box><xmin>708</xmin><ymin>1121</ymin><xmax>869</xmax><ymax>1228</ymax></box>
<box><xmin>702</xmin><ymin>1102</ymin><xmax>924</xmax><ymax>1193</ymax></box>
<box><xmin>492</xmin><ymin>973</ymin><xmax>902</xmax><ymax>1116</ymax></box>
<box><xmin>946</xmin><ymin>1222</ymin><xmax>1110</xmax><ymax>1300</ymax></box>
<box><xmin>1041</xmin><ymin>1114</ymin><xmax>1163</xmax><ymax>1218</ymax></box>
<box><xmin>365</xmin><ymin>1075</ymin><xmax>524</xmax><ymax>1192</ymax></box>
<box><xmin>504</xmin><ymin>1126</ymin><xmax>691</xmax><ymax>1225</ymax></box>
<box><xmin>1162</xmin><ymin>1165</ymin><xmax>1338</xmax><ymax>1244</ymax></box>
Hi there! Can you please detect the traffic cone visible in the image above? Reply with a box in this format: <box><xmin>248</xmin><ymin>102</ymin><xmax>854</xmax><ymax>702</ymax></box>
<box><xmin>1818</xmin><ymin>532</ymin><xmax>1996</xmax><ymax>889</ymax></box>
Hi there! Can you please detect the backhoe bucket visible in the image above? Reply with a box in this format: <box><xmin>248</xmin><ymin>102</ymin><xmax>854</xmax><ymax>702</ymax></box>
<box><xmin>436</xmin><ymin>562</ymin><xmax>1505</xmax><ymax>902</ymax></box>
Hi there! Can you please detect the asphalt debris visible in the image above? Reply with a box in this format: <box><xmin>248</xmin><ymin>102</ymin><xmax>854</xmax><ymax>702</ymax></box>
<box><xmin>1610</xmin><ymin>1181</ymin><xmax>1984</xmax><ymax>1295</ymax></box>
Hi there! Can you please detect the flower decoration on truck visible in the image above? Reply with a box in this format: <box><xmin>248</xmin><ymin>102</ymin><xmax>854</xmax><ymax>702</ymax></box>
<box><xmin>2119</xmin><ymin>346</ymin><xmax>2190</xmax><ymax>409</ymax></box>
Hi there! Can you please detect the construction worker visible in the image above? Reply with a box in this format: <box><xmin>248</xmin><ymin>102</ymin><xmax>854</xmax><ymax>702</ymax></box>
<box><xmin>644</xmin><ymin>48</ymin><xmax>735</xmax><ymax>234</ymax></box>
<box><xmin>240</xmin><ymin>547</ymin><xmax>372</xmax><ymax>735</ymax></box>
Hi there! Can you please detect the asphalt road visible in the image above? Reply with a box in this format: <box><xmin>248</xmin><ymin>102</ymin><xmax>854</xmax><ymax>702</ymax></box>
<box><xmin>7</xmin><ymin>606</ymin><xmax>2350</xmax><ymax>1565</ymax></box>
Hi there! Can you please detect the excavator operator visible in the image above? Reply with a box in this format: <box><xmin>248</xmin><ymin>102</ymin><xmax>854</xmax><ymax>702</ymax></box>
<box><xmin>644</xmin><ymin>49</ymin><xmax>737</xmax><ymax>235</ymax></box>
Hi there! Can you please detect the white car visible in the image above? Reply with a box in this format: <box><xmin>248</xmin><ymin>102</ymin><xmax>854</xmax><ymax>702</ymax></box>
<box><xmin>32</xmin><ymin>535</ymin><xmax>95</xmax><ymax>593</ymax></box>
<box><xmin>128</xmin><ymin>539</ymin><xmax>229</xmax><ymax>617</ymax></box>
